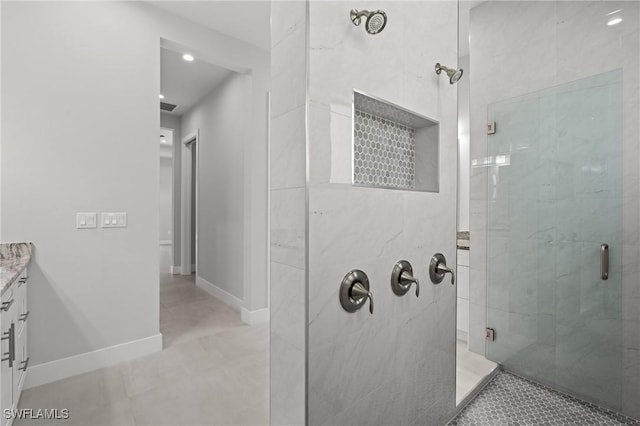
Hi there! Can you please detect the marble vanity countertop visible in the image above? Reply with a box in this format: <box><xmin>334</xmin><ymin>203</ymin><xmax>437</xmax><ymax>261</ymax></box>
<box><xmin>0</xmin><ymin>242</ymin><xmax>33</xmax><ymax>296</ymax></box>
<box><xmin>457</xmin><ymin>231</ymin><xmax>470</xmax><ymax>250</ymax></box>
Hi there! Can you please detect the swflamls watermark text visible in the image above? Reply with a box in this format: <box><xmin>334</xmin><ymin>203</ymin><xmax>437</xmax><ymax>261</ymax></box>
<box><xmin>3</xmin><ymin>408</ymin><xmax>70</xmax><ymax>420</ymax></box>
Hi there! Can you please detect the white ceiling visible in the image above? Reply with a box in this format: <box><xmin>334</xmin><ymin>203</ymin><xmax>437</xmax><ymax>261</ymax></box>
<box><xmin>160</xmin><ymin>47</ymin><xmax>233</xmax><ymax>116</ymax></box>
<box><xmin>150</xmin><ymin>1</ymin><xmax>271</xmax><ymax>50</ymax></box>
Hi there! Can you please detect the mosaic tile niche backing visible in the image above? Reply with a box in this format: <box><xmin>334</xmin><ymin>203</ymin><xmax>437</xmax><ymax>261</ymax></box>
<box><xmin>353</xmin><ymin>91</ymin><xmax>439</xmax><ymax>192</ymax></box>
<box><xmin>353</xmin><ymin>110</ymin><xmax>416</xmax><ymax>189</ymax></box>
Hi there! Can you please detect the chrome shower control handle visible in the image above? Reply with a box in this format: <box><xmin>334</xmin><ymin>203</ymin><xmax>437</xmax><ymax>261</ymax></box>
<box><xmin>429</xmin><ymin>253</ymin><xmax>455</xmax><ymax>285</ymax></box>
<box><xmin>391</xmin><ymin>260</ymin><xmax>420</xmax><ymax>297</ymax></box>
<box><xmin>351</xmin><ymin>282</ymin><xmax>374</xmax><ymax>314</ymax></box>
<box><xmin>436</xmin><ymin>264</ymin><xmax>455</xmax><ymax>285</ymax></box>
<box><xmin>340</xmin><ymin>270</ymin><xmax>374</xmax><ymax>314</ymax></box>
<box><xmin>401</xmin><ymin>271</ymin><xmax>420</xmax><ymax>297</ymax></box>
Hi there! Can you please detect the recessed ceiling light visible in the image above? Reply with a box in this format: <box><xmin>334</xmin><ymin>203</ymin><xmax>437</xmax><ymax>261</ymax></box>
<box><xmin>183</xmin><ymin>53</ymin><xmax>195</xmax><ymax>62</ymax></box>
<box><xmin>159</xmin><ymin>94</ymin><xmax>165</xmax><ymax>99</ymax></box>
<box><xmin>608</xmin><ymin>17</ymin><xmax>622</xmax><ymax>26</ymax></box>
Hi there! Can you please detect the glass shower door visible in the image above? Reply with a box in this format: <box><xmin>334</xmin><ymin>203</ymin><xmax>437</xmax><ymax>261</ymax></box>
<box><xmin>486</xmin><ymin>70</ymin><xmax>623</xmax><ymax>409</ymax></box>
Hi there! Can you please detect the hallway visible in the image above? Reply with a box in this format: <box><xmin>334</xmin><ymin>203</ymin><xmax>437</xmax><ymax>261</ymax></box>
<box><xmin>16</xmin><ymin>247</ymin><xmax>269</xmax><ymax>425</ymax></box>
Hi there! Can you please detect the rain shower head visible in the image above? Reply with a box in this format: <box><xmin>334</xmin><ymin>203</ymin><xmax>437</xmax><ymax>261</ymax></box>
<box><xmin>350</xmin><ymin>9</ymin><xmax>387</xmax><ymax>34</ymax></box>
<box><xmin>435</xmin><ymin>63</ymin><xmax>463</xmax><ymax>84</ymax></box>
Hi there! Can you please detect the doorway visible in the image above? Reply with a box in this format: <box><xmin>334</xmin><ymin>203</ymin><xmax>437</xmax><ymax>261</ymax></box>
<box><xmin>155</xmin><ymin>41</ymin><xmax>268</xmax><ymax>423</ymax></box>
<box><xmin>159</xmin><ymin>128</ymin><xmax>174</xmax><ymax>274</ymax></box>
<box><xmin>181</xmin><ymin>131</ymin><xmax>198</xmax><ymax>277</ymax></box>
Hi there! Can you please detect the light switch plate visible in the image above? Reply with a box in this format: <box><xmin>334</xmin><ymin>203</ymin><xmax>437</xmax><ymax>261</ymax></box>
<box><xmin>101</xmin><ymin>212</ymin><xmax>127</xmax><ymax>228</ymax></box>
<box><xmin>76</xmin><ymin>213</ymin><xmax>97</xmax><ymax>229</ymax></box>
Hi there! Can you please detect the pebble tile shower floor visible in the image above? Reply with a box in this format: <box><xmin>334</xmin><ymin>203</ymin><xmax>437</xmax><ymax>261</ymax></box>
<box><xmin>449</xmin><ymin>371</ymin><xmax>640</xmax><ymax>426</ymax></box>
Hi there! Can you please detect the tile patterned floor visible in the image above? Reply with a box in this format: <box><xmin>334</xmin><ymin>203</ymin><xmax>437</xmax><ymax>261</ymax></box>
<box><xmin>450</xmin><ymin>371</ymin><xmax>640</xmax><ymax>426</ymax></box>
<box><xmin>15</xmin><ymin>247</ymin><xmax>269</xmax><ymax>425</ymax></box>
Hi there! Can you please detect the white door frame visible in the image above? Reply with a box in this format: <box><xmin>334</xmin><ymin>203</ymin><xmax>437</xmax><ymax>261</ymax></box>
<box><xmin>181</xmin><ymin>130</ymin><xmax>199</xmax><ymax>276</ymax></box>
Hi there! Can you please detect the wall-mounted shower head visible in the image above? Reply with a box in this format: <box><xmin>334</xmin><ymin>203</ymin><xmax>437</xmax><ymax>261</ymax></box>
<box><xmin>350</xmin><ymin>9</ymin><xmax>387</xmax><ymax>35</ymax></box>
<box><xmin>435</xmin><ymin>63</ymin><xmax>463</xmax><ymax>84</ymax></box>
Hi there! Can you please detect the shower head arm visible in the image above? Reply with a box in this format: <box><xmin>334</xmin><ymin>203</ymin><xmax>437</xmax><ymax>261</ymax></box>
<box><xmin>350</xmin><ymin>9</ymin><xmax>370</xmax><ymax>26</ymax></box>
<box><xmin>434</xmin><ymin>62</ymin><xmax>463</xmax><ymax>84</ymax></box>
<box><xmin>435</xmin><ymin>63</ymin><xmax>453</xmax><ymax>75</ymax></box>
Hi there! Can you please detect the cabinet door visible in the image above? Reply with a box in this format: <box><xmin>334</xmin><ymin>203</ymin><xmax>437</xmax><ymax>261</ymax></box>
<box><xmin>14</xmin><ymin>280</ymin><xmax>27</xmax><ymax>404</ymax></box>
<box><xmin>14</xmin><ymin>283</ymin><xmax>25</xmax><ymax>338</ymax></box>
<box><xmin>13</xmin><ymin>326</ymin><xmax>26</xmax><ymax>407</ymax></box>
<box><xmin>0</xmin><ymin>323</ymin><xmax>12</xmax><ymax>426</ymax></box>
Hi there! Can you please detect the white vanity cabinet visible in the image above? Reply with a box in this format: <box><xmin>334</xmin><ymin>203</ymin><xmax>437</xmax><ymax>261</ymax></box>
<box><xmin>0</xmin><ymin>287</ymin><xmax>12</xmax><ymax>426</ymax></box>
<box><xmin>13</xmin><ymin>272</ymin><xmax>28</xmax><ymax>407</ymax></box>
<box><xmin>1</xmin><ymin>269</ymin><xmax>29</xmax><ymax>426</ymax></box>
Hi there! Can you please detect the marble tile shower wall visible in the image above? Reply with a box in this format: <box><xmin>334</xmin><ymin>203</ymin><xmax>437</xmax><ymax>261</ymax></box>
<box><xmin>468</xmin><ymin>1</ymin><xmax>640</xmax><ymax>419</ymax></box>
<box><xmin>270</xmin><ymin>2</ymin><xmax>307</xmax><ymax>425</ymax></box>
<box><xmin>307</xmin><ymin>2</ymin><xmax>458</xmax><ymax>425</ymax></box>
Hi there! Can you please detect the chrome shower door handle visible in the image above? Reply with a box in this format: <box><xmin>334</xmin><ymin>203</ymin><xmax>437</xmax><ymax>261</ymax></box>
<box><xmin>601</xmin><ymin>243</ymin><xmax>609</xmax><ymax>280</ymax></box>
<box><xmin>340</xmin><ymin>269</ymin><xmax>374</xmax><ymax>314</ymax></box>
<box><xmin>429</xmin><ymin>253</ymin><xmax>455</xmax><ymax>285</ymax></box>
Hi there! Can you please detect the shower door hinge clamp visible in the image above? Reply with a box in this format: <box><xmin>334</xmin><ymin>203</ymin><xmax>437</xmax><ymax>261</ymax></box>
<box><xmin>487</xmin><ymin>122</ymin><xmax>496</xmax><ymax>135</ymax></box>
<box><xmin>486</xmin><ymin>327</ymin><xmax>495</xmax><ymax>341</ymax></box>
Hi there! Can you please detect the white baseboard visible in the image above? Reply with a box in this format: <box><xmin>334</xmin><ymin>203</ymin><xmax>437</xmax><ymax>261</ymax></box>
<box><xmin>171</xmin><ymin>265</ymin><xmax>196</xmax><ymax>275</ymax></box>
<box><xmin>24</xmin><ymin>334</ymin><xmax>162</xmax><ymax>390</ymax></box>
<box><xmin>196</xmin><ymin>276</ymin><xmax>243</xmax><ymax>312</ymax></box>
<box><xmin>241</xmin><ymin>307</ymin><xmax>269</xmax><ymax>325</ymax></box>
<box><xmin>159</xmin><ymin>240</ymin><xmax>172</xmax><ymax>246</ymax></box>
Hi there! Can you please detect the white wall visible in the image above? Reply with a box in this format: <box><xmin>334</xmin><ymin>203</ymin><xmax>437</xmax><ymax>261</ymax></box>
<box><xmin>1</xmin><ymin>1</ymin><xmax>269</xmax><ymax>383</ymax></box>
<box><xmin>181</xmin><ymin>72</ymin><xmax>249</xmax><ymax>300</ymax></box>
<box><xmin>2</xmin><ymin>1</ymin><xmax>161</xmax><ymax>367</ymax></box>
<box><xmin>457</xmin><ymin>54</ymin><xmax>471</xmax><ymax>341</ymax></box>
<box><xmin>0</xmin><ymin>1</ymin><xmax>2</xmax><ymax>237</ymax></box>
<box><xmin>458</xmin><ymin>54</ymin><xmax>470</xmax><ymax>232</ymax></box>
<box><xmin>159</xmin><ymin>154</ymin><xmax>173</xmax><ymax>243</ymax></box>
<box><xmin>160</xmin><ymin>113</ymin><xmax>182</xmax><ymax>268</ymax></box>
<box><xmin>456</xmin><ymin>249</ymin><xmax>470</xmax><ymax>341</ymax></box>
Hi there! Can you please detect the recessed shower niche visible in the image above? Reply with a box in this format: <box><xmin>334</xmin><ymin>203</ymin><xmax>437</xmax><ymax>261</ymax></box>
<box><xmin>353</xmin><ymin>90</ymin><xmax>439</xmax><ymax>192</ymax></box>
